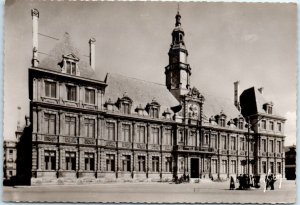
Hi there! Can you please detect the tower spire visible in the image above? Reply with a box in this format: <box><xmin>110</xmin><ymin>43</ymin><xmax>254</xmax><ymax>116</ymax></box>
<box><xmin>175</xmin><ymin>4</ymin><xmax>181</xmax><ymax>27</ymax></box>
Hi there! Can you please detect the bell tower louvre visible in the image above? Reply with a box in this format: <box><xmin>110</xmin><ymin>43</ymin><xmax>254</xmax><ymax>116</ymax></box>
<box><xmin>165</xmin><ymin>9</ymin><xmax>191</xmax><ymax>100</ymax></box>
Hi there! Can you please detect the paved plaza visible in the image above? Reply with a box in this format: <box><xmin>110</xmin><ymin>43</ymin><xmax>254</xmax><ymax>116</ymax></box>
<box><xmin>3</xmin><ymin>180</ymin><xmax>296</xmax><ymax>203</ymax></box>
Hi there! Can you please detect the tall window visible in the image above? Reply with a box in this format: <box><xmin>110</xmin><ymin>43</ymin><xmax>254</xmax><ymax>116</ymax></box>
<box><xmin>261</xmin><ymin>120</ymin><xmax>266</xmax><ymax>129</ymax></box>
<box><xmin>164</xmin><ymin>129</ymin><xmax>172</xmax><ymax>145</ymax></box>
<box><xmin>277</xmin><ymin>123</ymin><xmax>282</xmax><ymax>132</ymax></box>
<box><xmin>240</xmin><ymin>137</ymin><xmax>245</xmax><ymax>151</ymax></box>
<box><xmin>277</xmin><ymin>141</ymin><xmax>281</xmax><ymax>153</ymax></box>
<box><xmin>66</xmin><ymin>61</ymin><xmax>76</xmax><ymax>75</ymax></box>
<box><xmin>211</xmin><ymin>159</ymin><xmax>217</xmax><ymax>173</ymax></box>
<box><xmin>204</xmin><ymin>134</ymin><xmax>209</xmax><ymax>145</ymax></box>
<box><xmin>230</xmin><ymin>136</ymin><xmax>236</xmax><ymax>150</ymax></box>
<box><xmin>65</xmin><ymin>116</ymin><xmax>76</xmax><ymax>136</ymax></box>
<box><xmin>188</xmin><ymin>132</ymin><xmax>196</xmax><ymax>146</ymax></box>
<box><xmin>106</xmin><ymin>154</ymin><xmax>115</xmax><ymax>171</ymax></box>
<box><xmin>211</xmin><ymin>135</ymin><xmax>217</xmax><ymax>149</ymax></box>
<box><xmin>269</xmin><ymin>121</ymin><xmax>274</xmax><ymax>130</ymax></box>
<box><xmin>106</xmin><ymin>122</ymin><xmax>115</xmax><ymax>141</ymax></box>
<box><xmin>267</xmin><ymin>106</ymin><xmax>273</xmax><ymax>114</ymax></box>
<box><xmin>137</xmin><ymin>126</ymin><xmax>145</xmax><ymax>143</ymax></box>
<box><xmin>262</xmin><ymin>139</ymin><xmax>267</xmax><ymax>152</ymax></box>
<box><xmin>122</xmin><ymin>124</ymin><xmax>131</xmax><ymax>142</ymax></box>
<box><xmin>138</xmin><ymin>156</ymin><xmax>146</xmax><ymax>172</ymax></box>
<box><xmin>269</xmin><ymin>140</ymin><xmax>274</xmax><ymax>153</ymax></box>
<box><xmin>152</xmin><ymin>156</ymin><xmax>159</xmax><ymax>172</ymax></box>
<box><xmin>262</xmin><ymin>161</ymin><xmax>267</xmax><ymax>174</ymax></box>
<box><xmin>65</xmin><ymin>151</ymin><xmax>76</xmax><ymax>171</ymax></box>
<box><xmin>84</xmin><ymin>153</ymin><xmax>94</xmax><ymax>171</ymax></box>
<box><xmin>221</xmin><ymin>135</ymin><xmax>226</xmax><ymax>149</ymax></box>
<box><xmin>44</xmin><ymin>113</ymin><xmax>56</xmax><ymax>134</ymax></box>
<box><xmin>231</xmin><ymin>160</ymin><xmax>236</xmax><ymax>173</ymax></box>
<box><xmin>122</xmin><ymin>155</ymin><xmax>131</xmax><ymax>171</ymax></box>
<box><xmin>84</xmin><ymin>119</ymin><xmax>95</xmax><ymax>138</ymax></box>
<box><xmin>165</xmin><ymin>157</ymin><xmax>172</xmax><ymax>172</ymax></box>
<box><xmin>277</xmin><ymin>162</ymin><xmax>281</xmax><ymax>174</ymax></box>
<box><xmin>45</xmin><ymin>81</ymin><xmax>56</xmax><ymax>98</ymax></box>
<box><xmin>152</xmin><ymin>128</ymin><xmax>159</xmax><ymax>144</ymax></box>
<box><xmin>44</xmin><ymin>150</ymin><xmax>56</xmax><ymax>170</ymax></box>
<box><xmin>221</xmin><ymin>160</ymin><xmax>227</xmax><ymax>173</ymax></box>
<box><xmin>85</xmin><ymin>88</ymin><xmax>95</xmax><ymax>104</ymax></box>
<box><xmin>66</xmin><ymin>85</ymin><xmax>77</xmax><ymax>101</ymax></box>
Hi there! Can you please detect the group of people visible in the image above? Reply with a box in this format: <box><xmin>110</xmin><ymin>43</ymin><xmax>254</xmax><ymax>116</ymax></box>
<box><xmin>265</xmin><ymin>174</ymin><xmax>277</xmax><ymax>190</ymax></box>
<box><xmin>174</xmin><ymin>173</ymin><xmax>190</xmax><ymax>184</ymax></box>
<box><xmin>230</xmin><ymin>174</ymin><xmax>276</xmax><ymax>190</ymax></box>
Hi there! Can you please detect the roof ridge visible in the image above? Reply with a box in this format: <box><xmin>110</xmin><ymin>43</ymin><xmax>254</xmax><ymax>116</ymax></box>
<box><xmin>107</xmin><ymin>72</ymin><xmax>166</xmax><ymax>87</ymax></box>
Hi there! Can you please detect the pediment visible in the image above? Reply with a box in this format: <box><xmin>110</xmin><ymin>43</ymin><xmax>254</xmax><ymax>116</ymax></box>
<box><xmin>63</xmin><ymin>53</ymin><xmax>80</xmax><ymax>61</ymax></box>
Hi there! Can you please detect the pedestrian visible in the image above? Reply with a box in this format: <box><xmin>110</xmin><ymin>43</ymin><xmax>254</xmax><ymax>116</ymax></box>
<box><xmin>230</xmin><ymin>176</ymin><xmax>235</xmax><ymax>190</ymax></box>
<box><xmin>269</xmin><ymin>174</ymin><xmax>276</xmax><ymax>190</ymax></box>
<box><xmin>265</xmin><ymin>175</ymin><xmax>270</xmax><ymax>190</ymax></box>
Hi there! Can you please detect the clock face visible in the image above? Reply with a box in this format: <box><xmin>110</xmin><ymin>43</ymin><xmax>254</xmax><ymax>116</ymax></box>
<box><xmin>188</xmin><ymin>103</ymin><xmax>199</xmax><ymax>119</ymax></box>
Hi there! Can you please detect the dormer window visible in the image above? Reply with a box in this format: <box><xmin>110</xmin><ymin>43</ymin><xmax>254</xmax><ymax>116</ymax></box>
<box><xmin>146</xmin><ymin>99</ymin><xmax>160</xmax><ymax>119</ymax></box>
<box><xmin>85</xmin><ymin>88</ymin><xmax>95</xmax><ymax>104</ymax></box>
<box><xmin>66</xmin><ymin>61</ymin><xmax>76</xmax><ymax>75</ymax></box>
<box><xmin>62</xmin><ymin>53</ymin><xmax>80</xmax><ymax>76</ymax></box>
<box><xmin>117</xmin><ymin>93</ymin><xmax>133</xmax><ymax>115</ymax></box>
<box><xmin>263</xmin><ymin>102</ymin><xmax>273</xmax><ymax>114</ymax></box>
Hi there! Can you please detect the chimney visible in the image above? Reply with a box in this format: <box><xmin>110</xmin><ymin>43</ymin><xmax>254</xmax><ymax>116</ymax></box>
<box><xmin>31</xmin><ymin>8</ymin><xmax>39</xmax><ymax>67</ymax></box>
<box><xmin>258</xmin><ymin>87</ymin><xmax>264</xmax><ymax>94</ymax></box>
<box><xmin>17</xmin><ymin>106</ymin><xmax>21</xmax><ymax>130</ymax></box>
<box><xmin>89</xmin><ymin>38</ymin><xmax>96</xmax><ymax>70</ymax></box>
<box><xmin>234</xmin><ymin>81</ymin><xmax>240</xmax><ymax>111</ymax></box>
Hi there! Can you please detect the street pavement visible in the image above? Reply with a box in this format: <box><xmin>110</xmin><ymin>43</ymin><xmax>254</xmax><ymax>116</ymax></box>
<box><xmin>2</xmin><ymin>180</ymin><xmax>296</xmax><ymax>203</ymax></box>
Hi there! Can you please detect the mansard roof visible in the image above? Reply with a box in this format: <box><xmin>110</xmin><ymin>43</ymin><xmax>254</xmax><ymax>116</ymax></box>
<box><xmin>39</xmin><ymin>32</ymin><xmax>97</xmax><ymax>80</ymax></box>
<box><xmin>240</xmin><ymin>87</ymin><xmax>282</xmax><ymax>117</ymax></box>
<box><xmin>104</xmin><ymin>73</ymin><xmax>180</xmax><ymax>115</ymax></box>
<box><xmin>201</xmin><ymin>92</ymin><xmax>241</xmax><ymax>123</ymax></box>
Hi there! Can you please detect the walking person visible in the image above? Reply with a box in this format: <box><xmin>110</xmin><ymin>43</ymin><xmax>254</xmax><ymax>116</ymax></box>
<box><xmin>230</xmin><ymin>176</ymin><xmax>235</xmax><ymax>190</ymax></box>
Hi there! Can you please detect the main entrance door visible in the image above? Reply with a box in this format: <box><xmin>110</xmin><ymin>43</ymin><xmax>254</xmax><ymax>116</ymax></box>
<box><xmin>190</xmin><ymin>158</ymin><xmax>200</xmax><ymax>178</ymax></box>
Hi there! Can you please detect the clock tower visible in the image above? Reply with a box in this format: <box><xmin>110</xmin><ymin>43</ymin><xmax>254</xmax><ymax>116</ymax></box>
<box><xmin>165</xmin><ymin>10</ymin><xmax>191</xmax><ymax>100</ymax></box>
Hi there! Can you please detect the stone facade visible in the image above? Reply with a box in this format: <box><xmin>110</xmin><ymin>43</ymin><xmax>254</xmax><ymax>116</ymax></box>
<box><xmin>14</xmin><ymin>8</ymin><xmax>286</xmax><ymax>185</ymax></box>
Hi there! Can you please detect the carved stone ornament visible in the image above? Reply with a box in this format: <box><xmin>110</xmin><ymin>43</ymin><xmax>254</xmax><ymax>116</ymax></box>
<box><xmin>31</xmin><ymin>8</ymin><xmax>39</xmax><ymax>17</ymax></box>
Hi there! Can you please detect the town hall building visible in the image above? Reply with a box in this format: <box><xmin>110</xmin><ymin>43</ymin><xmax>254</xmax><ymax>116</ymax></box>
<box><xmin>14</xmin><ymin>8</ymin><xmax>286</xmax><ymax>185</ymax></box>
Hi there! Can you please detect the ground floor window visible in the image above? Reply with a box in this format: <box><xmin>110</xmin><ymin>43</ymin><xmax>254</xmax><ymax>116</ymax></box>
<box><xmin>122</xmin><ymin>155</ymin><xmax>131</xmax><ymax>172</ymax></box>
<box><xmin>84</xmin><ymin>153</ymin><xmax>95</xmax><ymax>171</ymax></box>
<box><xmin>65</xmin><ymin>151</ymin><xmax>76</xmax><ymax>171</ymax></box>
<box><xmin>211</xmin><ymin>159</ymin><xmax>217</xmax><ymax>173</ymax></box>
<box><xmin>44</xmin><ymin>150</ymin><xmax>56</xmax><ymax>171</ymax></box>
<box><xmin>221</xmin><ymin>160</ymin><xmax>227</xmax><ymax>173</ymax></box>
<box><xmin>262</xmin><ymin>161</ymin><xmax>267</xmax><ymax>174</ymax></box>
<box><xmin>138</xmin><ymin>156</ymin><xmax>146</xmax><ymax>172</ymax></box>
<box><xmin>270</xmin><ymin>162</ymin><xmax>274</xmax><ymax>174</ymax></box>
<box><xmin>230</xmin><ymin>160</ymin><xmax>236</xmax><ymax>174</ymax></box>
<box><xmin>277</xmin><ymin>162</ymin><xmax>281</xmax><ymax>174</ymax></box>
<box><xmin>165</xmin><ymin>157</ymin><xmax>172</xmax><ymax>172</ymax></box>
<box><xmin>152</xmin><ymin>156</ymin><xmax>159</xmax><ymax>172</ymax></box>
<box><xmin>106</xmin><ymin>154</ymin><xmax>115</xmax><ymax>172</ymax></box>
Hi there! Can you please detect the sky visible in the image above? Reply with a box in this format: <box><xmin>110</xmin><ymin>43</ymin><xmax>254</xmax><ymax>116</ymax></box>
<box><xmin>3</xmin><ymin>1</ymin><xmax>297</xmax><ymax>146</ymax></box>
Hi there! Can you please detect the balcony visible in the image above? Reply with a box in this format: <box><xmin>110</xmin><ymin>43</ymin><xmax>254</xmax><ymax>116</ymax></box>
<box><xmin>161</xmin><ymin>145</ymin><xmax>172</xmax><ymax>151</ymax></box>
<box><xmin>239</xmin><ymin>150</ymin><xmax>247</xmax><ymax>156</ymax></box>
<box><xmin>118</xmin><ymin>141</ymin><xmax>132</xmax><ymax>149</ymax></box>
<box><xmin>104</xmin><ymin>140</ymin><xmax>117</xmax><ymax>148</ymax></box>
<box><xmin>267</xmin><ymin>152</ymin><xmax>274</xmax><ymax>157</ymax></box>
<box><xmin>62</xmin><ymin>136</ymin><xmax>77</xmax><ymax>144</ymax></box>
<box><xmin>228</xmin><ymin>150</ymin><xmax>237</xmax><ymax>155</ymax></box>
<box><xmin>148</xmin><ymin>144</ymin><xmax>160</xmax><ymax>151</ymax></box>
<box><xmin>261</xmin><ymin>152</ymin><xmax>267</xmax><ymax>157</ymax></box>
<box><xmin>41</xmin><ymin>135</ymin><xmax>58</xmax><ymax>143</ymax></box>
<box><xmin>79</xmin><ymin>138</ymin><xmax>96</xmax><ymax>145</ymax></box>
<box><xmin>133</xmin><ymin>143</ymin><xmax>146</xmax><ymax>150</ymax></box>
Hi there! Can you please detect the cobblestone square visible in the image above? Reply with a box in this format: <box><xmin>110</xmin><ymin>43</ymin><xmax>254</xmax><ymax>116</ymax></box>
<box><xmin>3</xmin><ymin>180</ymin><xmax>296</xmax><ymax>203</ymax></box>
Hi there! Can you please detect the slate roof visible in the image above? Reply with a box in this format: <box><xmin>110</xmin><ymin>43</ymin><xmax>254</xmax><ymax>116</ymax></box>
<box><xmin>38</xmin><ymin>32</ymin><xmax>97</xmax><ymax>80</ymax></box>
<box><xmin>104</xmin><ymin>73</ymin><xmax>180</xmax><ymax>116</ymax></box>
<box><xmin>202</xmin><ymin>91</ymin><xmax>241</xmax><ymax>122</ymax></box>
<box><xmin>240</xmin><ymin>87</ymin><xmax>281</xmax><ymax>117</ymax></box>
